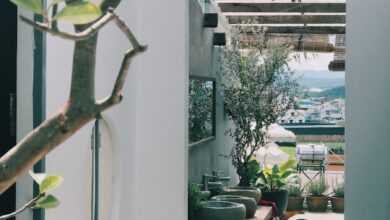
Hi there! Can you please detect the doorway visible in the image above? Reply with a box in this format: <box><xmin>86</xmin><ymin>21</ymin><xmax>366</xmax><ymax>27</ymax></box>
<box><xmin>0</xmin><ymin>1</ymin><xmax>17</xmax><ymax>218</ymax></box>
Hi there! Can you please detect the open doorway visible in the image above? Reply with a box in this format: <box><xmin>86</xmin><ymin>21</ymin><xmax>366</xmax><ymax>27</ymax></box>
<box><xmin>0</xmin><ymin>1</ymin><xmax>18</xmax><ymax>218</ymax></box>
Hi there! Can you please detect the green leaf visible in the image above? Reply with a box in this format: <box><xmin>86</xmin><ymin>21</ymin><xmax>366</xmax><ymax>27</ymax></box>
<box><xmin>29</xmin><ymin>171</ymin><xmax>47</xmax><ymax>185</ymax></box>
<box><xmin>40</xmin><ymin>176</ymin><xmax>63</xmax><ymax>193</ymax></box>
<box><xmin>33</xmin><ymin>195</ymin><xmax>60</xmax><ymax>209</ymax></box>
<box><xmin>279</xmin><ymin>159</ymin><xmax>296</xmax><ymax>173</ymax></box>
<box><xmin>54</xmin><ymin>1</ymin><xmax>102</xmax><ymax>25</ymax></box>
<box><xmin>10</xmin><ymin>0</ymin><xmax>43</xmax><ymax>14</ymax></box>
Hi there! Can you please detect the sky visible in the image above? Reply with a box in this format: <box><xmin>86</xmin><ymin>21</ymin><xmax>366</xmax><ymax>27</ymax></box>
<box><xmin>289</xmin><ymin>52</ymin><xmax>345</xmax><ymax>80</ymax></box>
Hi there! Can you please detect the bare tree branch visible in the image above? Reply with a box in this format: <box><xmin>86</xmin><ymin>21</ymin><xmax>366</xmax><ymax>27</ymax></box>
<box><xmin>0</xmin><ymin>8</ymin><xmax>146</xmax><ymax>194</ymax></box>
<box><xmin>20</xmin><ymin>12</ymin><xmax>115</xmax><ymax>41</ymax></box>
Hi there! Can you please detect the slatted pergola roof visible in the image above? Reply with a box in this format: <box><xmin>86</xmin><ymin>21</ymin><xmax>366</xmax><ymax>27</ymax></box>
<box><xmin>215</xmin><ymin>0</ymin><xmax>346</xmax><ymax>70</ymax></box>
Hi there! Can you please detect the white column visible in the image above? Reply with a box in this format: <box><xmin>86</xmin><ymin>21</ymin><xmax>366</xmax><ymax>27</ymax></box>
<box><xmin>347</xmin><ymin>0</ymin><xmax>390</xmax><ymax>219</ymax></box>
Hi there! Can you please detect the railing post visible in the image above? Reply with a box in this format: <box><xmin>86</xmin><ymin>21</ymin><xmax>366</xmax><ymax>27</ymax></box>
<box><xmin>91</xmin><ymin>114</ymin><xmax>102</xmax><ymax>220</ymax></box>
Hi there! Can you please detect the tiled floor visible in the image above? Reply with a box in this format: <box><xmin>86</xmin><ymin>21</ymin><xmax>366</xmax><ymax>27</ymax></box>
<box><xmin>288</xmin><ymin>212</ymin><xmax>344</xmax><ymax>220</ymax></box>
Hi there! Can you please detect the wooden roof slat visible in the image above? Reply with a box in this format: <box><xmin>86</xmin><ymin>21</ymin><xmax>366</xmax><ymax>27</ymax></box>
<box><xmin>240</xmin><ymin>26</ymin><xmax>345</xmax><ymax>34</ymax></box>
<box><xmin>219</xmin><ymin>3</ymin><xmax>346</xmax><ymax>13</ymax></box>
<box><xmin>228</xmin><ymin>15</ymin><xmax>345</xmax><ymax>24</ymax></box>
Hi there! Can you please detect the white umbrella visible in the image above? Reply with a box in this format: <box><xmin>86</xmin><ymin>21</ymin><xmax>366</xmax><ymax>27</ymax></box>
<box><xmin>266</xmin><ymin>123</ymin><xmax>296</xmax><ymax>143</ymax></box>
<box><xmin>255</xmin><ymin>142</ymin><xmax>290</xmax><ymax>168</ymax></box>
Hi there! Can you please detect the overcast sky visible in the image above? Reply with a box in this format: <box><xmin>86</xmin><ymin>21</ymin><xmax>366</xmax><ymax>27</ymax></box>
<box><xmin>289</xmin><ymin>52</ymin><xmax>345</xmax><ymax>79</ymax></box>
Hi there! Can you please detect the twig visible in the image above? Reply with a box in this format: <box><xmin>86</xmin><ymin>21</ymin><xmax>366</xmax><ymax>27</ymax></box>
<box><xmin>0</xmin><ymin>194</ymin><xmax>44</xmax><ymax>220</ymax></box>
<box><xmin>96</xmin><ymin>9</ymin><xmax>147</xmax><ymax>111</ymax></box>
<box><xmin>20</xmin><ymin>12</ymin><xmax>115</xmax><ymax>41</ymax></box>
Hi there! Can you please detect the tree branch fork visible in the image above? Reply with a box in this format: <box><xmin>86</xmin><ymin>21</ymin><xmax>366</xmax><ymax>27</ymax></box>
<box><xmin>0</xmin><ymin>8</ymin><xmax>146</xmax><ymax>195</ymax></box>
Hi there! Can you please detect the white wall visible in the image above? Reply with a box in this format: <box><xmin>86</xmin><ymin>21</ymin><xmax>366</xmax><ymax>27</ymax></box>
<box><xmin>346</xmin><ymin>0</ymin><xmax>390</xmax><ymax>219</ymax></box>
<box><xmin>45</xmin><ymin>1</ymin><xmax>188</xmax><ymax>220</ymax></box>
<box><xmin>16</xmin><ymin>9</ymin><xmax>34</xmax><ymax>220</ymax></box>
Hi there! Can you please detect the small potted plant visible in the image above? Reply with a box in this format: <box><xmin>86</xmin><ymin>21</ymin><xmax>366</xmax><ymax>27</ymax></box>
<box><xmin>222</xmin><ymin>159</ymin><xmax>262</xmax><ymax>203</ymax></box>
<box><xmin>306</xmin><ymin>177</ymin><xmax>329</xmax><ymax>212</ymax></box>
<box><xmin>286</xmin><ymin>183</ymin><xmax>304</xmax><ymax>211</ymax></box>
<box><xmin>257</xmin><ymin>160</ymin><xmax>297</xmax><ymax>217</ymax></box>
<box><xmin>330</xmin><ymin>182</ymin><xmax>344</xmax><ymax>213</ymax></box>
<box><xmin>188</xmin><ymin>184</ymin><xmax>205</xmax><ymax>220</ymax></box>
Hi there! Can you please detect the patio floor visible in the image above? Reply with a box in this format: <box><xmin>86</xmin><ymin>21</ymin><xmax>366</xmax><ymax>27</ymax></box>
<box><xmin>288</xmin><ymin>212</ymin><xmax>344</xmax><ymax>220</ymax></box>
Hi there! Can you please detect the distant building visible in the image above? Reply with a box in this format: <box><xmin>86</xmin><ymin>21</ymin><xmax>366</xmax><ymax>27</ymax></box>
<box><xmin>280</xmin><ymin>98</ymin><xmax>345</xmax><ymax>125</ymax></box>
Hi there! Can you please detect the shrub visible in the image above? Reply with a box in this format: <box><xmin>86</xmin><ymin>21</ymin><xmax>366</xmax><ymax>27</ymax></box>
<box><xmin>308</xmin><ymin>177</ymin><xmax>328</xmax><ymax>196</ymax></box>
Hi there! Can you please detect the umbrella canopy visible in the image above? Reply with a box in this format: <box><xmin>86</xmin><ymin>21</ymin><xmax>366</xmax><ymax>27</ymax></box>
<box><xmin>255</xmin><ymin>142</ymin><xmax>290</xmax><ymax>168</ymax></box>
<box><xmin>266</xmin><ymin>123</ymin><xmax>296</xmax><ymax>143</ymax></box>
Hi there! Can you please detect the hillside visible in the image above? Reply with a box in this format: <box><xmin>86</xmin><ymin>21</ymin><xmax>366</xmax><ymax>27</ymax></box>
<box><xmin>309</xmin><ymin>86</ymin><xmax>346</xmax><ymax>99</ymax></box>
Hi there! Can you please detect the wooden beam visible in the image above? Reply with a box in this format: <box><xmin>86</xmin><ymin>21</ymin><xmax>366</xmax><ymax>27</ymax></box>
<box><xmin>241</xmin><ymin>34</ymin><xmax>336</xmax><ymax>52</ymax></box>
<box><xmin>228</xmin><ymin>15</ymin><xmax>345</xmax><ymax>24</ymax></box>
<box><xmin>241</xmin><ymin>26</ymin><xmax>345</xmax><ymax>34</ymax></box>
<box><xmin>219</xmin><ymin>2</ymin><xmax>346</xmax><ymax>13</ymax></box>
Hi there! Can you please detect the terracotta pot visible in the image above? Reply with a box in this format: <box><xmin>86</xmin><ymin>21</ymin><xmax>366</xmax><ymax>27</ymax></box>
<box><xmin>330</xmin><ymin>197</ymin><xmax>344</xmax><ymax>213</ymax></box>
<box><xmin>261</xmin><ymin>190</ymin><xmax>289</xmax><ymax>217</ymax></box>
<box><xmin>222</xmin><ymin>186</ymin><xmax>262</xmax><ymax>203</ymax></box>
<box><xmin>307</xmin><ymin>196</ymin><xmax>329</xmax><ymax>212</ymax></box>
<box><xmin>287</xmin><ymin>196</ymin><xmax>304</xmax><ymax>211</ymax></box>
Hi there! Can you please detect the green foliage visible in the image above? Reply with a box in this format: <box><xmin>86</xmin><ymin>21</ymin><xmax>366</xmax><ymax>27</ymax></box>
<box><xmin>333</xmin><ymin>182</ymin><xmax>344</xmax><ymax>198</ymax></box>
<box><xmin>236</xmin><ymin>158</ymin><xmax>261</xmax><ymax>187</ymax></box>
<box><xmin>287</xmin><ymin>183</ymin><xmax>303</xmax><ymax>197</ymax></box>
<box><xmin>10</xmin><ymin>0</ymin><xmax>43</xmax><ymax>14</ymax></box>
<box><xmin>33</xmin><ymin>195</ymin><xmax>60</xmax><ymax>209</ymax></box>
<box><xmin>257</xmin><ymin>160</ymin><xmax>297</xmax><ymax>192</ymax></box>
<box><xmin>9</xmin><ymin>0</ymin><xmax>102</xmax><ymax>25</ymax></box>
<box><xmin>54</xmin><ymin>1</ymin><xmax>102</xmax><ymax>25</ymax></box>
<box><xmin>188</xmin><ymin>184</ymin><xmax>203</xmax><ymax>220</ymax></box>
<box><xmin>218</xmin><ymin>27</ymin><xmax>298</xmax><ymax>186</ymax></box>
<box><xmin>29</xmin><ymin>171</ymin><xmax>63</xmax><ymax>210</ymax></box>
<box><xmin>189</xmin><ymin>80</ymin><xmax>214</xmax><ymax>143</ymax></box>
<box><xmin>307</xmin><ymin>177</ymin><xmax>328</xmax><ymax>196</ymax></box>
<box><xmin>39</xmin><ymin>175</ymin><xmax>64</xmax><ymax>193</ymax></box>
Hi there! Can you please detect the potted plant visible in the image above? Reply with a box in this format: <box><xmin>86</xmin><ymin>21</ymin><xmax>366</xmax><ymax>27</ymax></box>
<box><xmin>306</xmin><ymin>177</ymin><xmax>329</xmax><ymax>212</ymax></box>
<box><xmin>257</xmin><ymin>160</ymin><xmax>297</xmax><ymax>217</ymax></box>
<box><xmin>286</xmin><ymin>183</ymin><xmax>304</xmax><ymax>211</ymax></box>
<box><xmin>188</xmin><ymin>184</ymin><xmax>205</xmax><ymax>220</ymax></box>
<box><xmin>218</xmin><ymin>26</ymin><xmax>298</xmax><ymax>202</ymax></box>
<box><xmin>330</xmin><ymin>182</ymin><xmax>344</xmax><ymax>213</ymax></box>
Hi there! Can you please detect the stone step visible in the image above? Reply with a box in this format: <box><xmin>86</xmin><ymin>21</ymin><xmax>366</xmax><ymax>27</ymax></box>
<box><xmin>248</xmin><ymin>206</ymin><xmax>273</xmax><ymax>220</ymax></box>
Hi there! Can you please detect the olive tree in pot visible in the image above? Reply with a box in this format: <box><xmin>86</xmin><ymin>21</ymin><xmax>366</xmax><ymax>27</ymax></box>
<box><xmin>330</xmin><ymin>182</ymin><xmax>344</xmax><ymax>213</ymax></box>
<box><xmin>218</xmin><ymin>27</ymin><xmax>298</xmax><ymax>199</ymax></box>
<box><xmin>257</xmin><ymin>160</ymin><xmax>297</xmax><ymax>217</ymax></box>
<box><xmin>286</xmin><ymin>182</ymin><xmax>304</xmax><ymax>211</ymax></box>
<box><xmin>307</xmin><ymin>177</ymin><xmax>329</xmax><ymax>212</ymax></box>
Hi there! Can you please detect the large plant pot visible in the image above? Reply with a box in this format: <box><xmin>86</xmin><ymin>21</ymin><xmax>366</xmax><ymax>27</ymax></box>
<box><xmin>287</xmin><ymin>196</ymin><xmax>304</xmax><ymax>211</ymax></box>
<box><xmin>222</xmin><ymin>186</ymin><xmax>262</xmax><ymax>203</ymax></box>
<box><xmin>307</xmin><ymin>196</ymin><xmax>329</xmax><ymax>212</ymax></box>
<box><xmin>196</xmin><ymin>201</ymin><xmax>246</xmax><ymax>220</ymax></box>
<box><xmin>261</xmin><ymin>190</ymin><xmax>289</xmax><ymax>217</ymax></box>
<box><xmin>330</xmin><ymin>197</ymin><xmax>344</xmax><ymax>213</ymax></box>
<box><xmin>211</xmin><ymin>195</ymin><xmax>257</xmax><ymax>218</ymax></box>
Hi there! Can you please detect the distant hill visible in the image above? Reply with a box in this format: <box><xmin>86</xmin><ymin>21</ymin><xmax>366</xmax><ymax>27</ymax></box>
<box><xmin>297</xmin><ymin>71</ymin><xmax>345</xmax><ymax>90</ymax></box>
<box><xmin>309</xmin><ymin>86</ymin><xmax>346</xmax><ymax>99</ymax></box>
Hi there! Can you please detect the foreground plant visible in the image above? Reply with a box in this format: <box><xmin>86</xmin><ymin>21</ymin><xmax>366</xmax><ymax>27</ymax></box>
<box><xmin>0</xmin><ymin>0</ymin><xmax>146</xmax><ymax>217</ymax></box>
<box><xmin>219</xmin><ymin>27</ymin><xmax>298</xmax><ymax>186</ymax></box>
<box><xmin>0</xmin><ymin>172</ymin><xmax>63</xmax><ymax>219</ymax></box>
<box><xmin>257</xmin><ymin>160</ymin><xmax>297</xmax><ymax>192</ymax></box>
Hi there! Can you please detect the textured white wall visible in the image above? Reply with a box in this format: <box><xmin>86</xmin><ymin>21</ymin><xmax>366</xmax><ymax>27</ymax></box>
<box><xmin>16</xmin><ymin>9</ymin><xmax>34</xmax><ymax>220</ymax></box>
<box><xmin>45</xmin><ymin>1</ymin><xmax>188</xmax><ymax>220</ymax></box>
<box><xmin>346</xmin><ymin>0</ymin><xmax>390</xmax><ymax>219</ymax></box>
